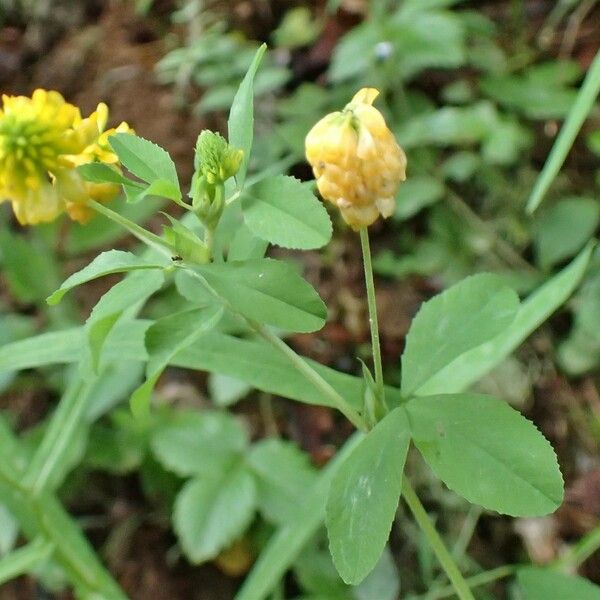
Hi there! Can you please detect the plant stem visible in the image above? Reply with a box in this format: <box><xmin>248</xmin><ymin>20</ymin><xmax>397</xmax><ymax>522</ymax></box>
<box><xmin>554</xmin><ymin>522</ymin><xmax>600</xmax><ymax>571</ymax></box>
<box><xmin>205</xmin><ymin>225</ymin><xmax>216</xmax><ymax>260</ymax></box>
<box><xmin>402</xmin><ymin>477</ymin><xmax>475</xmax><ymax>600</ymax></box>
<box><xmin>359</xmin><ymin>227</ymin><xmax>386</xmax><ymax>408</ymax></box>
<box><xmin>418</xmin><ymin>565</ymin><xmax>517</xmax><ymax>600</ymax></box>
<box><xmin>22</xmin><ymin>377</ymin><xmax>91</xmax><ymax>495</ymax></box>
<box><xmin>256</xmin><ymin>324</ymin><xmax>368</xmax><ymax>431</ymax></box>
<box><xmin>451</xmin><ymin>505</ymin><xmax>483</xmax><ymax>561</ymax></box>
<box><xmin>88</xmin><ymin>199</ymin><xmax>173</xmax><ymax>257</ymax></box>
<box><xmin>0</xmin><ymin>462</ymin><xmax>127</xmax><ymax>598</ymax></box>
<box><xmin>0</xmin><ymin>538</ymin><xmax>55</xmax><ymax>586</ymax></box>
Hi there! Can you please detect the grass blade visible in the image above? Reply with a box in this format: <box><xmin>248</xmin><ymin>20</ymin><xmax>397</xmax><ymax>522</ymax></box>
<box><xmin>527</xmin><ymin>50</ymin><xmax>600</xmax><ymax>213</ymax></box>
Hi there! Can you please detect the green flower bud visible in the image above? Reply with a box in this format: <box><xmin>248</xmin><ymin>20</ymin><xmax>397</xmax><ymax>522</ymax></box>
<box><xmin>194</xmin><ymin>130</ymin><xmax>244</xmax><ymax>184</ymax></box>
<box><xmin>191</xmin><ymin>173</ymin><xmax>225</xmax><ymax>230</ymax></box>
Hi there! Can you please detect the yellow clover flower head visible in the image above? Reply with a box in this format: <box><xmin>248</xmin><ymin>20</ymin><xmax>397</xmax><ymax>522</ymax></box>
<box><xmin>305</xmin><ymin>88</ymin><xmax>407</xmax><ymax>230</ymax></box>
<box><xmin>0</xmin><ymin>89</ymin><xmax>132</xmax><ymax>225</ymax></box>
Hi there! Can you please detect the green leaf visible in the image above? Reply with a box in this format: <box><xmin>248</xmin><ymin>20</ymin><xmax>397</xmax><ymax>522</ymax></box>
<box><xmin>228</xmin><ymin>44</ymin><xmax>266</xmax><ymax>188</ymax></box>
<box><xmin>417</xmin><ymin>243</ymin><xmax>595</xmax><ymax>395</ymax></box>
<box><xmin>4</xmin><ymin>319</ymin><xmax>148</xmax><ymax>375</ymax></box>
<box><xmin>108</xmin><ymin>133</ymin><xmax>180</xmax><ymax>188</ymax></box>
<box><xmin>0</xmin><ymin>329</ymin><xmax>83</xmax><ymax>372</ymax></box>
<box><xmin>241</xmin><ymin>175</ymin><xmax>332</xmax><ymax>249</ymax></box>
<box><xmin>85</xmin><ymin>423</ymin><xmax>145</xmax><ymax>475</ymax></box>
<box><xmin>557</xmin><ymin>264</ymin><xmax>600</xmax><ymax>375</ymax></box>
<box><xmin>326</xmin><ymin>408</ymin><xmax>410</xmax><ymax>585</ymax></box>
<box><xmin>293</xmin><ymin>544</ymin><xmax>352</xmax><ymax>599</ymax></box>
<box><xmin>0</xmin><ymin>505</ymin><xmax>18</xmax><ymax>556</ymax></box>
<box><xmin>355</xmin><ymin>547</ymin><xmax>400</xmax><ymax>600</ymax></box>
<box><xmin>0</xmin><ymin>538</ymin><xmax>55</xmax><ymax>586</ymax></box>
<box><xmin>173</xmin><ymin>463</ymin><xmax>257</xmax><ymax>563</ymax></box>
<box><xmin>151</xmin><ymin>410</ymin><xmax>248</xmax><ymax>478</ymax></box>
<box><xmin>394</xmin><ymin>177</ymin><xmax>445</xmax><ymax>221</ymax></box>
<box><xmin>0</xmin><ymin>227</ymin><xmax>62</xmax><ymax>304</ymax></box>
<box><xmin>527</xmin><ymin>50</ymin><xmax>600</xmax><ymax>213</ymax></box>
<box><xmin>0</xmin><ymin>321</ymin><xmax>405</xmax><ymax>413</ymax></box>
<box><xmin>517</xmin><ymin>567</ymin><xmax>600</xmax><ymax>600</ymax></box>
<box><xmin>248</xmin><ymin>439</ymin><xmax>317</xmax><ymax>524</ymax></box>
<box><xmin>481</xmin><ymin>70</ymin><xmax>578</xmax><ymax>120</ymax></box>
<box><xmin>236</xmin><ymin>434</ymin><xmax>363</xmax><ymax>600</ymax></box>
<box><xmin>407</xmin><ymin>394</ymin><xmax>564</xmax><ymax>516</ymax></box>
<box><xmin>534</xmin><ymin>198</ymin><xmax>600</xmax><ymax>269</ymax></box>
<box><xmin>401</xmin><ymin>274</ymin><xmax>520</xmax><ymax>396</ymax></box>
<box><xmin>131</xmin><ymin>178</ymin><xmax>183</xmax><ymax>204</ymax></box>
<box><xmin>208</xmin><ymin>374</ymin><xmax>252</xmax><ymax>407</ymax></box>
<box><xmin>22</xmin><ymin>376</ymin><xmax>94</xmax><ymax>494</ymax></box>
<box><xmin>47</xmin><ymin>250</ymin><xmax>167</xmax><ymax>305</ymax></box>
<box><xmin>130</xmin><ymin>306</ymin><xmax>223</xmax><ymax>416</ymax></box>
<box><xmin>84</xmin><ymin>270</ymin><xmax>165</xmax><ymax>373</ymax></box>
<box><xmin>0</xmin><ymin>314</ymin><xmax>36</xmax><ymax>392</ymax></box>
<box><xmin>227</xmin><ymin>222</ymin><xmax>269</xmax><ymax>261</ymax></box>
<box><xmin>105</xmin><ymin>318</ymin><xmax>151</xmax><ymax>363</ymax></box>
<box><xmin>194</xmin><ymin>258</ymin><xmax>327</xmax><ymax>332</ymax></box>
<box><xmin>77</xmin><ymin>162</ymin><xmax>141</xmax><ymax>186</ymax></box>
<box><xmin>85</xmin><ymin>361</ymin><xmax>145</xmax><ymax>421</ymax></box>
<box><xmin>174</xmin><ymin>330</ymin><xmax>405</xmax><ymax>411</ymax></box>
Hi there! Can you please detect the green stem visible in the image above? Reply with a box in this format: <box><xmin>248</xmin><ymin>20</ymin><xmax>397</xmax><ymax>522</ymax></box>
<box><xmin>418</xmin><ymin>565</ymin><xmax>517</xmax><ymax>600</ymax></box>
<box><xmin>402</xmin><ymin>477</ymin><xmax>475</xmax><ymax>600</ymax></box>
<box><xmin>554</xmin><ymin>523</ymin><xmax>600</xmax><ymax>571</ymax></box>
<box><xmin>22</xmin><ymin>378</ymin><xmax>91</xmax><ymax>495</ymax></box>
<box><xmin>256</xmin><ymin>324</ymin><xmax>367</xmax><ymax>431</ymax></box>
<box><xmin>204</xmin><ymin>226</ymin><xmax>216</xmax><ymax>260</ymax></box>
<box><xmin>88</xmin><ymin>199</ymin><xmax>173</xmax><ymax>257</ymax></box>
<box><xmin>0</xmin><ymin>462</ymin><xmax>127</xmax><ymax>598</ymax></box>
<box><xmin>451</xmin><ymin>505</ymin><xmax>483</xmax><ymax>561</ymax></box>
<box><xmin>0</xmin><ymin>538</ymin><xmax>55</xmax><ymax>586</ymax></box>
<box><xmin>359</xmin><ymin>227</ymin><xmax>386</xmax><ymax>408</ymax></box>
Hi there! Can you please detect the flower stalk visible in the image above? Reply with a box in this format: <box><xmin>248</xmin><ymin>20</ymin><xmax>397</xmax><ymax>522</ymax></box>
<box><xmin>359</xmin><ymin>226</ymin><xmax>386</xmax><ymax>413</ymax></box>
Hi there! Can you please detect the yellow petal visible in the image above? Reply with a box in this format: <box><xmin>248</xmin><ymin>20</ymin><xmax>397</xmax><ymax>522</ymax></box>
<box><xmin>350</xmin><ymin>87</ymin><xmax>379</xmax><ymax>106</ymax></box>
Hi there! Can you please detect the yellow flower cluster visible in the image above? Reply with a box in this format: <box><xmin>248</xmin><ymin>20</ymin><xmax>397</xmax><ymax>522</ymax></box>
<box><xmin>305</xmin><ymin>88</ymin><xmax>407</xmax><ymax>230</ymax></box>
<box><xmin>0</xmin><ymin>89</ymin><xmax>131</xmax><ymax>225</ymax></box>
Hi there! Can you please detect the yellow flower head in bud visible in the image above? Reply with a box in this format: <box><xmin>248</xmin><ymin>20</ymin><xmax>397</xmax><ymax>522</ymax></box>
<box><xmin>0</xmin><ymin>89</ymin><xmax>132</xmax><ymax>225</ymax></box>
<box><xmin>195</xmin><ymin>130</ymin><xmax>244</xmax><ymax>184</ymax></box>
<box><xmin>305</xmin><ymin>88</ymin><xmax>407</xmax><ymax>230</ymax></box>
